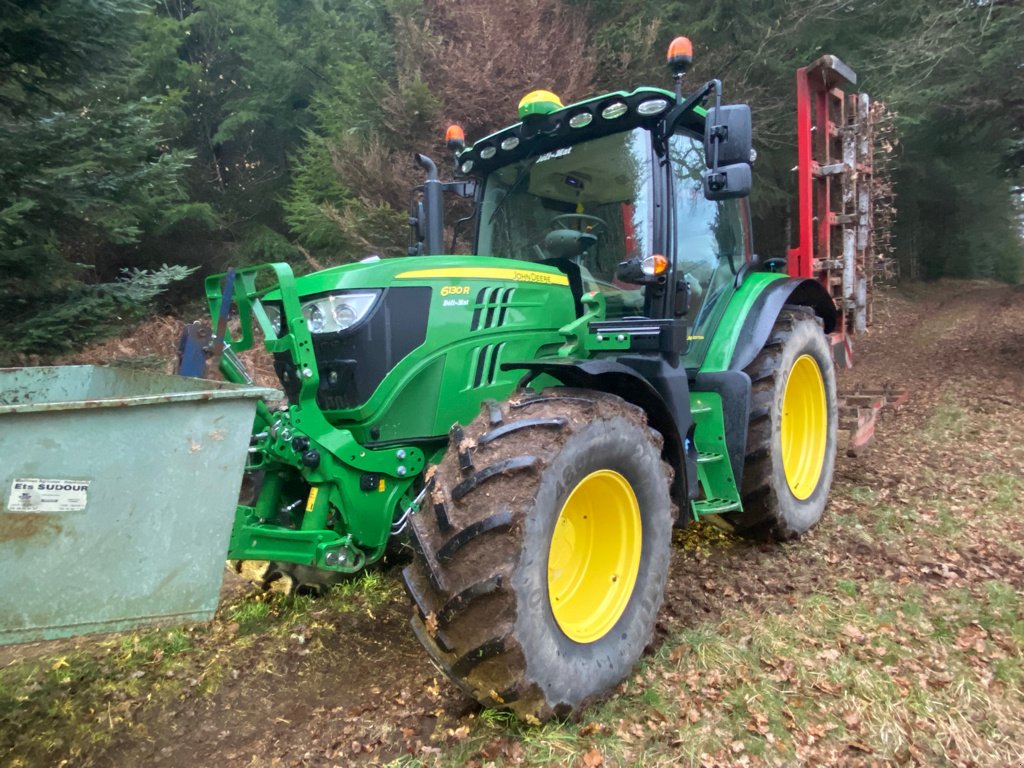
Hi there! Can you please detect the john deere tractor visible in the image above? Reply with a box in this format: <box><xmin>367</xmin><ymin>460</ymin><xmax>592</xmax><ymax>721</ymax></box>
<box><xmin>205</xmin><ymin>37</ymin><xmax>838</xmax><ymax>720</ymax></box>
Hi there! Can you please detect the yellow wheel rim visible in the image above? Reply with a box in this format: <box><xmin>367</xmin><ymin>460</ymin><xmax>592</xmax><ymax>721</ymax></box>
<box><xmin>781</xmin><ymin>354</ymin><xmax>828</xmax><ymax>500</ymax></box>
<box><xmin>547</xmin><ymin>470</ymin><xmax>642</xmax><ymax>644</ymax></box>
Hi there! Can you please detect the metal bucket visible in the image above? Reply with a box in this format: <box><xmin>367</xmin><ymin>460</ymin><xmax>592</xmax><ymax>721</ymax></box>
<box><xmin>0</xmin><ymin>365</ymin><xmax>280</xmax><ymax>645</ymax></box>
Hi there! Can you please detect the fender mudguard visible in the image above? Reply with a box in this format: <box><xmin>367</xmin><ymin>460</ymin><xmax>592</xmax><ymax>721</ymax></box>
<box><xmin>503</xmin><ymin>358</ymin><xmax>694</xmax><ymax>507</ymax></box>
<box><xmin>727</xmin><ymin>278</ymin><xmax>836</xmax><ymax>372</ymax></box>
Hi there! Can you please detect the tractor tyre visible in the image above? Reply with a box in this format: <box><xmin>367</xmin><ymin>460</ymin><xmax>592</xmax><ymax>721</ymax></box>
<box><xmin>402</xmin><ymin>389</ymin><xmax>674</xmax><ymax>721</ymax></box>
<box><xmin>734</xmin><ymin>306</ymin><xmax>837</xmax><ymax>540</ymax></box>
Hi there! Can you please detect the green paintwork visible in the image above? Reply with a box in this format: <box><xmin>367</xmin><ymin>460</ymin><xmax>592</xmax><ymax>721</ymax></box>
<box><xmin>208</xmin><ymin>257</ymin><xmax>578</xmax><ymax>570</ymax></box>
<box><xmin>688</xmin><ymin>392</ymin><xmax>741</xmax><ymax>520</ymax></box>
<box><xmin>687</xmin><ymin>273</ymin><xmax>792</xmax><ymax>520</ymax></box>
<box><xmin>205</xmin><ymin>86</ymin><xmax>784</xmax><ymax>571</ymax></box>
<box><xmin>696</xmin><ymin>271</ymin><xmax>786</xmax><ymax>373</ymax></box>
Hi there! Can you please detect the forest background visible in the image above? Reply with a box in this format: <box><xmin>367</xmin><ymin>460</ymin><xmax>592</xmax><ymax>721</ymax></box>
<box><xmin>1</xmin><ymin>0</ymin><xmax>1021</xmax><ymax>360</ymax></box>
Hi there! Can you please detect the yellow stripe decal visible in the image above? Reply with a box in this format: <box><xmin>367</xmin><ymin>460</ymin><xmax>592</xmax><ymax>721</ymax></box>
<box><xmin>395</xmin><ymin>267</ymin><xmax>569</xmax><ymax>286</ymax></box>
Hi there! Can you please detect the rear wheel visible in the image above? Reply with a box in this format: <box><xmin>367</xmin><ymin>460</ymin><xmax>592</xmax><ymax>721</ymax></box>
<box><xmin>402</xmin><ymin>389</ymin><xmax>674</xmax><ymax>720</ymax></box>
<box><xmin>735</xmin><ymin>306</ymin><xmax>837</xmax><ymax>539</ymax></box>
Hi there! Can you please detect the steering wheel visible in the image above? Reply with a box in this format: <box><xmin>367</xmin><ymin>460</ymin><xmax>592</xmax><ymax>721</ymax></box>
<box><xmin>549</xmin><ymin>213</ymin><xmax>608</xmax><ymax>235</ymax></box>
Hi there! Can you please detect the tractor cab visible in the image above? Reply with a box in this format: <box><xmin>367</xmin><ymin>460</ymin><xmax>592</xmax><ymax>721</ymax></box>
<box><xmin>423</xmin><ymin>76</ymin><xmax>756</xmax><ymax>371</ymax></box>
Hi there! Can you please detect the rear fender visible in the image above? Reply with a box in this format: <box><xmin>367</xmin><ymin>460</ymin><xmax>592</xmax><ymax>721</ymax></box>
<box><xmin>727</xmin><ymin>278</ymin><xmax>836</xmax><ymax>372</ymax></box>
<box><xmin>694</xmin><ymin>275</ymin><xmax>835</xmax><ymax>491</ymax></box>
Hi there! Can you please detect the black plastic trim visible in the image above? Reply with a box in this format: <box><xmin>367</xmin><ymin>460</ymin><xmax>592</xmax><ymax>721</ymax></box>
<box><xmin>502</xmin><ymin>358</ymin><xmax>691</xmax><ymax>507</ymax></box>
<box><xmin>728</xmin><ymin>278</ymin><xmax>837</xmax><ymax>372</ymax></box>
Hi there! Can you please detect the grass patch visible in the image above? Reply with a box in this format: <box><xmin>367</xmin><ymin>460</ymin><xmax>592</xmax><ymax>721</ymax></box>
<box><xmin>0</xmin><ymin>626</ymin><xmax>203</xmax><ymax>766</ymax></box>
<box><xmin>925</xmin><ymin>392</ymin><xmax>966</xmax><ymax>439</ymax></box>
<box><xmin>0</xmin><ymin>566</ymin><xmax>404</xmax><ymax>767</ymax></box>
<box><xmin>410</xmin><ymin>577</ymin><xmax>1024</xmax><ymax>767</ymax></box>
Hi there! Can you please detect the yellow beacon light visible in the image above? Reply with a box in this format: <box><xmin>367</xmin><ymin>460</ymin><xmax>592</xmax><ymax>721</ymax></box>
<box><xmin>518</xmin><ymin>90</ymin><xmax>564</xmax><ymax>120</ymax></box>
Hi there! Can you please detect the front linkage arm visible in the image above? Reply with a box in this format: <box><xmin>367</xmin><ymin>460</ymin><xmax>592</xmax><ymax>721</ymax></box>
<box><xmin>205</xmin><ymin>262</ymin><xmax>425</xmax><ymax>574</ymax></box>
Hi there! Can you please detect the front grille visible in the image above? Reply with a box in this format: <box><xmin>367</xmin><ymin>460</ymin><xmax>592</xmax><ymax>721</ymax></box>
<box><xmin>274</xmin><ymin>286</ymin><xmax>431</xmax><ymax>410</ymax></box>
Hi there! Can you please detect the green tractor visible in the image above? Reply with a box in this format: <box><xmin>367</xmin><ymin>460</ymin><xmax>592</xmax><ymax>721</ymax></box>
<box><xmin>204</xmin><ymin>37</ymin><xmax>838</xmax><ymax>720</ymax></box>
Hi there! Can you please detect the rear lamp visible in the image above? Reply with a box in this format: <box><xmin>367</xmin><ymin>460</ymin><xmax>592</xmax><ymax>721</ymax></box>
<box><xmin>479</xmin><ymin>145</ymin><xmax>497</xmax><ymax>159</ymax></box>
<box><xmin>460</xmin><ymin>160</ymin><xmax>474</xmax><ymax>174</ymax></box>
<box><xmin>501</xmin><ymin>136</ymin><xmax>520</xmax><ymax>150</ymax></box>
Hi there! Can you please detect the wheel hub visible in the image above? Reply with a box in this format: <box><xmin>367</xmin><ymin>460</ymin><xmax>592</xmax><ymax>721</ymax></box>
<box><xmin>547</xmin><ymin>469</ymin><xmax>642</xmax><ymax>643</ymax></box>
<box><xmin>781</xmin><ymin>354</ymin><xmax>828</xmax><ymax>499</ymax></box>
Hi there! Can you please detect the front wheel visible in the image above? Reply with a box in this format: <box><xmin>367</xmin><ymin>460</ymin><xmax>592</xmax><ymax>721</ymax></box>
<box><xmin>402</xmin><ymin>389</ymin><xmax>674</xmax><ymax>720</ymax></box>
<box><xmin>735</xmin><ymin>306</ymin><xmax>838</xmax><ymax>539</ymax></box>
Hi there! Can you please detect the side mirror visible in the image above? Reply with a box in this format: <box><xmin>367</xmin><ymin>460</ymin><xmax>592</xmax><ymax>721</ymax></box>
<box><xmin>704</xmin><ymin>105</ymin><xmax>752</xmax><ymax>168</ymax></box>
<box><xmin>703</xmin><ymin>162</ymin><xmax>751</xmax><ymax>201</ymax></box>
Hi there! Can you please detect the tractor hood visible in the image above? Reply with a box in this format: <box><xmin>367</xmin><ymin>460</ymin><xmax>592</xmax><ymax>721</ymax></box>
<box><xmin>271</xmin><ymin>254</ymin><xmax>572</xmax><ymax>299</ymax></box>
<box><xmin>262</xmin><ymin>255</ymin><xmax>577</xmax><ymax>439</ymax></box>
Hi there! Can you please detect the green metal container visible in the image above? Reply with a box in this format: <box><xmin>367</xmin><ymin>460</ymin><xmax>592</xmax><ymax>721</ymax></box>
<box><xmin>0</xmin><ymin>365</ymin><xmax>280</xmax><ymax>645</ymax></box>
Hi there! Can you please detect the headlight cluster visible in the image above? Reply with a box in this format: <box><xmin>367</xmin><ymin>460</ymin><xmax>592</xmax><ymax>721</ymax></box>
<box><xmin>261</xmin><ymin>290</ymin><xmax>380</xmax><ymax>336</ymax></box>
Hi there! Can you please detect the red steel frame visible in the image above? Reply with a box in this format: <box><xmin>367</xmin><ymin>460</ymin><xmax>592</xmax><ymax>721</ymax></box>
<box><xmin>788</xmin><ymin>55</ymin><xmax>872</xmax><ymax>369</ymax></box>
<box><xmin>787</xmin><ymin>57</ymin><xmax>904</xmax><ymax>456</ymax></box>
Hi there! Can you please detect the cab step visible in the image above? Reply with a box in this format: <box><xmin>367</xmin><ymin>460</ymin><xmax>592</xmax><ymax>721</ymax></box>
<box><xmin>688</xmin><ymin>392</ymin><xmax>742</xmax><ymax>522</ymax></box>
<box><xmin>697</xmin><ymin>451</ymin><xmax>724</xmax><ymax>464</ymax></box>
<box><xmin>692</xmin><ymin>498</ymin><xmax>743</xmax><ymax>516</ymax></box>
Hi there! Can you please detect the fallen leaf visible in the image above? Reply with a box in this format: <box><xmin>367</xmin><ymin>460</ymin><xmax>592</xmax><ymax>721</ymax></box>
<box><xmin>842</xmin><ymin>623</ymin><xmax>866</xmax><ymax>643</ymax></box>
<box><xmin>581</xmin><ymin>747</ymin><xmax>604</xmax><ymax>767</ymax></box>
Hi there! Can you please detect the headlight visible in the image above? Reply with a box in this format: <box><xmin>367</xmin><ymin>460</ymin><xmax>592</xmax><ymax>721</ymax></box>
<box><xmin>300</xmin><ymin>291</ymin><xmax>380</xmax><ymax>334</ymax></box>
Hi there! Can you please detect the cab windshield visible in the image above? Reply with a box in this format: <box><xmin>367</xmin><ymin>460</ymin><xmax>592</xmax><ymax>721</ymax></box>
<box><xmin>476</xmin><ymin>128</ymin><xmax>653</xmax><ymax>319</ymax></box>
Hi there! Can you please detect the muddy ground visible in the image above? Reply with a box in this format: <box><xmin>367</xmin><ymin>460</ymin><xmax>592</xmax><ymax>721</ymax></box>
<box><xmin>2</xmin><ymin>279</ymin><xmax>1022</xmax><ymax>767</ymax></box>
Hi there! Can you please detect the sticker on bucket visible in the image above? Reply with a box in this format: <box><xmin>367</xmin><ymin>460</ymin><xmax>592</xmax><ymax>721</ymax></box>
<box><xmin>7</xmin><ymin>479</ymin><xmax>90</xmax><ymax>513</ymax></box>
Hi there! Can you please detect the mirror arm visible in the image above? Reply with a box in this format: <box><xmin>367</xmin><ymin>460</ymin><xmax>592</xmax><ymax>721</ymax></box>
<box><xmin>707</xmin><ymin>80</ymin><xmax>725</xmax><ymax>190</ymax></box>
<box><xmin>656</xmin><ymin>79</ymin><xmax>719</xmax><ymax>152</ymax></box>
